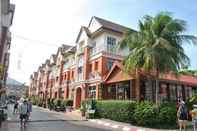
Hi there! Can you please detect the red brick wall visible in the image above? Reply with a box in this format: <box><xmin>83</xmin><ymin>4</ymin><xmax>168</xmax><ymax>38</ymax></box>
<box><xmin>90</xmin><ymin>56</ymin><xmax>121</xmax><ymax>79</ymax></box>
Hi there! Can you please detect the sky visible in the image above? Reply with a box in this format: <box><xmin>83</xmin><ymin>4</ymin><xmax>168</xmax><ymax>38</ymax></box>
<box><xmin>9</xmin><ymin>0</ymin><xmax>197</xmax><ymax>83</ymax></box>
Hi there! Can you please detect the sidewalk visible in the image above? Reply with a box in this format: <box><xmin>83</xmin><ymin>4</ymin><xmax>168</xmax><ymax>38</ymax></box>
<box><xmin>37</xmin><ymin>106</ymin><xmax>193</xmax><ymax>131</ymax></box>
<box><xmin>65</xmin><ymin>111</ymin><xmax>192</xmax><ymax>131</ymax></box>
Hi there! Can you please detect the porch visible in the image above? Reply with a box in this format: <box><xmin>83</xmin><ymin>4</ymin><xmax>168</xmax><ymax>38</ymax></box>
<box><xmin>103</xmin><ymin>62</ymin><xmax>197</xmax><ymax>102</ymax></box>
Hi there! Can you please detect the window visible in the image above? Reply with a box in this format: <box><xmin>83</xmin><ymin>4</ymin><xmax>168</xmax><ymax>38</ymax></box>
<box><xmin>78</xmin><ymin>55</ymin><xmax>83</xmax><ymax>66</ymax></box>
<box><xmin>95</xmin><ymin>61</ymin><xmax>98</xmax><ymax>70</ymax></box>
<box><xmin>89</xmin><ymin>64</ymin><xmax>92</xmax><ymax>72</ymax></box>
<box><xmin>108</xmin><ymin>82</ymin><xmax>130</xmax><ymax>100</ymax></box>
<box><xmin>192</xmin><ymin>88</ymin><xmax>197</xmax><ymax>96</ymax></box>
<box><xmin>106</xmin><ymin>60</ymin><xmax>114</xmax><ymax>70</ymax></box>
<box><xmin>56</xmin><ymin>77</ymin><xmax>59</xmax><ymax>81</ymax></box>
<box><xmin>64</xmin><ymin>60</ymin><xmax>69</xmax><ymax>69</ymax></box>
<box><xmin>89</xmin><ymin>42</ymin><xmax>96</xmax><ymax>56</ymax></box>
<box><xmin>107</xmin><ymin>37</ymin><xmax>116</xmax><ymax>46</ymax></box>
<box><xmin>78</xmin><ymin>66</ymin><xmax>83</xmax><ymax>74</ymax></box>
<box><xmin>107</xmin><ymin>37</ymin><xmax>116</xmax><ymax>52</ymax></box>
<box><xmin>88</xmin><ymin>86</ymin><xmax>96</xmax><ymax>99</ymax></box>
<box><xmin>64</xmin><ymin>74</ymin><xmax>67</xmax><ymax>80</ymax></box>
<box><xmin>71</xmin><ymin>70</ymin><xmax>74</xmax><ymax>78</ymax></box>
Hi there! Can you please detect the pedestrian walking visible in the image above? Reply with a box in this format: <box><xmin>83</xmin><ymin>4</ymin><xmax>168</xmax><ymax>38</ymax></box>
<box><xmin>27</xmin><ymin>99</ymin><xmax>32</xmax><ymax>121</ymax></box>
<box><xmin>13</xmin><ymin>101</ymin><xmax>18</xmax><ymax>114</ymax></box>
<box><xmin>18</xmin><ymin>99</ymin><xmax>28</xmax><ymax>128</ymax></box>
<box><xmin>177</xmin><ymin>101</ymin><xmax>188</xmax><ymax>131</ymax></box>
<box><xmin>191</xmin><ymin>105</ymin><xmax>197</xmax><ymax>131</ymax></box>
<box><xmin>176</xmin><ymin>97</ymin><xmax>181</xmax><ymax>111</ymax></box>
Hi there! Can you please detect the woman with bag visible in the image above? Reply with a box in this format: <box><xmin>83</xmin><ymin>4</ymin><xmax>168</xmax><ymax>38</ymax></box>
<box><xmin>177</xmin><ymin>101</ymin><xmax>188</xmax><ymax>131</ymax></box>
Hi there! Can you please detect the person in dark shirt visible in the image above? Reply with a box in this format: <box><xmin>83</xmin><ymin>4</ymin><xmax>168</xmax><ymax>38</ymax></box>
<box><xmin>13</xmin><ymin>101</ymin><xmax>18</xmax><ymax>114</ymax></box>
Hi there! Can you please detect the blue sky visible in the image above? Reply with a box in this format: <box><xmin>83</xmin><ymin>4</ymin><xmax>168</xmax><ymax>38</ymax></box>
<box><xmin>87</xmin><ymin>0</ymin><xmax>197</xmax><ymax>69</ymax></box>
<box><xmin>9</xmin><ymin>0</ymin><xmax>197</xmax><ymax>83</ymax></box>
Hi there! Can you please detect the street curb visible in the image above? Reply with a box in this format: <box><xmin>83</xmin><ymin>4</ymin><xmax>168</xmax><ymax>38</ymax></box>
<box><xmin>89</xmin><ymin>119</ymin><xmax>148</xmax><ymax>131</ymax></box>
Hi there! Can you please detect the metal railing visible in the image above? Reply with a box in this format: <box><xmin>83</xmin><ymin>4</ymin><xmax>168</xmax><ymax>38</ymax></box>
<box><xmin>89</xmin><ymin>44</ymin><xmax>128</xmax><ymax>57</ymax></box>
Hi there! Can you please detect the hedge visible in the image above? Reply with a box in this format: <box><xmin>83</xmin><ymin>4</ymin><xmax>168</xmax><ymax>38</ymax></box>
<box><xmin>186</xmin><ymin>95</ymin><xmax>197</xmax><ymax>110</ymax></box>
<box><xmin>158</xmin><ymin>102</ymin><xmax>177</xmax><ymax>127</ymax></box>
<box><xmin>95</xmin><ymin>100</ymin><xmax>136</xmax><ymax>123</ymax></box>
<box><xmin>95</xmin><ymin>100</ymin><xmax>177</xmax><ymax>128</ymax></box>
<box><xmin>62</xmin><ymin>99</ymin><xmax>73</xmax><ymax>107</ymax></box>
<box><xmin>133</xmin><ymin>101</ymin><xmax>158</xmax><ymax>126</ymax></box>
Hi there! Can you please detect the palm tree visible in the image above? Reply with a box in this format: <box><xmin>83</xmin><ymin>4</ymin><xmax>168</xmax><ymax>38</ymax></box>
<box><xmin>179</xmin><ymin>66</ymin><xmax>197</xmax><ymax>77</ymax></box>
<box><xmin>120</xmin><ymin>12</ymin><xmax>197</xmax><ymax>105</ymax></box>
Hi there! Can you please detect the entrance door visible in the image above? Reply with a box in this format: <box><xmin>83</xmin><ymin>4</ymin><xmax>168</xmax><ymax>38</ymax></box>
<box><xmin>76</xmin><ymin>88</ymin><xmax>82</xmax><ymax>108</ymax></box>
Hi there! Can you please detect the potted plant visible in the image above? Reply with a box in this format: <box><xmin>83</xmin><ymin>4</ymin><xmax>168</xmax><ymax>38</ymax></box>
<box><xmin>63</xmin><ymin>99</ymin><xmax>73</xmax><ymax>112</ymax></box>
<box><xmin>86</xmin><ymin>99</ymin><xmax>96</xmax><ymax>118</ymax></box>
<box><xmin>80</xmin><ymin>101</ymin><xmax>87</xmax><ymax>117</ymax></box>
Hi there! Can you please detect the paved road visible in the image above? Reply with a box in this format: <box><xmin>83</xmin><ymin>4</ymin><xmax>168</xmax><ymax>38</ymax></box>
<box><xmin>1</xmin><ymin>104</ymin><xmax>110</xmax><ymax>131</ymax></box>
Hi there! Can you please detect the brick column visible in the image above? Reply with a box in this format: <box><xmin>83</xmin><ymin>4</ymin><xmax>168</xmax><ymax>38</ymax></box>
<box><xmin>96</xmin><ymin>83</ymin><xmax>99</xmax><ymax>100</ymax></box>
<box><xmin>81</xmin><ymin>84</ymin><xmax>86</xmax><ymax>101</ymax></box>
<box><xmin>59</xmin><ymin>61</ymin><xmax>64</xmax><ymax>85</ymax></box>
<box><xmin>83</xmin><ymin>47</ymin><xmax>89</xmax><ymax>80</ymax></box>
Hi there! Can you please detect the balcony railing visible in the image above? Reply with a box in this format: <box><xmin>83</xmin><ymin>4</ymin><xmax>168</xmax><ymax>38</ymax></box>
<box><xmin>89</xmin><ymin>72</ymin><xmax>101</xmax><ymax>80</ymax></box>
<box><xmin>89</xmin><ymin>44</ymin><xmax>128</xmax><ymax>58</ymax></box>
<box><xmin>78</xmin><ymin>59</ymin><xmax>83</xmax><ymax>66</ymax></box>
<box><xmin>77</xmin><ymin>73</ymin><xmax>83</xmax><ymax>81</ymax></box>
<box><xmin>62</xmin><ymin>80</ymin><xmax>70</xmax><ymax>86</ymax></box>
<box><xmin>77</xmin><ymin>48</ymin><xmax>84</xmax><ymax>55</ymax></box>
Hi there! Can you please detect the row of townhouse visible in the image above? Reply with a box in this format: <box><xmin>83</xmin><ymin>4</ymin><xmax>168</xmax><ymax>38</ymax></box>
<box><xmin>28</xmin><ymin>16</ymin><xmax>197</xmax><ymax>108</ymax></box>
<box><xmin>0</xmin><ymin>0</ymin><xmax>15</xmax><ymax>104</ymax></box>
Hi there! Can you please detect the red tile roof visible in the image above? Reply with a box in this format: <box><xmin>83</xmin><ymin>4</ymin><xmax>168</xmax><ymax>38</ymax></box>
<box><xmin>93</xmin><ymin>16</ymin><xmax>130</xmax><ymax>34</ymax></box>
<box><xmin>160</xmin><ymin>73</ymin><xmax>197</xmax><ymax>86</ymax></box>
<box><xmin>105</xmin><ymin>62</ymin><xmax>197</xmax><ymax>87</ymax></box>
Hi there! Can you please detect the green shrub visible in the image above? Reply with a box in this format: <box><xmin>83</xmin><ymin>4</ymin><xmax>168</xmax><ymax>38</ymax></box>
<box><xmin>95</xmin><ymin>100</ymin><xmax>136</xmax><ymax>123</ymax></box>
<box><xmin>37</xmin><ymin>98</ymin><xmax>43</xmax><ymax>107</ymax></box>
<box><xmin>54</xmin><ymin>99</ymin><xmax>63</xmax><ymax>107</ymax></box>
<box><xmin>80</xmin><ymin>100</ymin><xmax>88</xmax><ymax>113</ymax></box>
<box><xmin>62</xmin><ymin>99</ymin><xmax>73</xmax><ymax>107</ymax></box>
<box><xmin>29</xmin><ymin>96</ymin><xmax>39</xmax><ymax>105</ymax></box>
<box><xmin>158</xmin><ymin>102</ymin><xmax>177</xmax><ymax>127</ymax></box>
<box><xmin>30</xmin><ymin>96</ymin><xmax>42</xmax><ymax>106</ymax></box>
<box><xmin>95</xmin><ymin>100</ymin><xmax>177</xmax><ymax>129</ymax></box>
<box><xmin>186</xmin><ymin>95</ymin><xmax>197</xmax><ymax>110</ymax></box>
<box><xmin>48</xmin><ymin>98</ymin><xmax>55</xmax><ymax>110</ymax></box>
<box><xmin>133</xmin><ymin>101</ymin><xmax>158</xmax><ymax>126</ymax></box>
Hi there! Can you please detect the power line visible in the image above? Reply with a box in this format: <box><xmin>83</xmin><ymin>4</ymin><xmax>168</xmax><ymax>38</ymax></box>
<box><xmin>12</xmin><ymin>34</ymin><xmax>60</xmax><ymax>47</ymax></box>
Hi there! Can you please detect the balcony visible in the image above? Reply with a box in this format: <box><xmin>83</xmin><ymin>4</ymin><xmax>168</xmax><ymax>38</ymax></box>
<box><xmin>89</xmin><ymin>72</ymin><xmax>101</xmax><ymax>80</ymax></box>
<box><xmin>62</xmin><ymin>80</ymin><xmax>70</xmax><ymax>86</ymax></box>
<box><xmin>77</xmin><ymin>73</ymin><xmax>83</xmax><ymax>82</ymax></box>
<box><xmin>77</xmin><ymin>48</ymin><xmax>84</xmax><ymax>55</ymax></box>
<box><xmin>89</xmin><ymin>44</ymin><xmax>127</xmax><ymax>59</ymax></box>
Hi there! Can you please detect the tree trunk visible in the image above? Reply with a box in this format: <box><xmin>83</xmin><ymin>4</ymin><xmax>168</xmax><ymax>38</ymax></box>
<box><xmin>155</xmin><ymin>69</ymin><xmax>159</xmax><ymax>106</ymax></box>
<box><xmin>155</xmin><ymin>78</ymin><xmax>159</xmax><ymax>106</ymax></box>
<box><xmin>135</xmin><ymin>69</ymin><xmax>140</xmax><ymax>101</ymax></box>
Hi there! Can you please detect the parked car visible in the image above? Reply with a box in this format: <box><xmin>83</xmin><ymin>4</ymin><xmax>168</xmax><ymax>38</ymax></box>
<box><xmin>0</xmin><ymin>104</ymin><xmax>8</xmax><ymax>121</ymax></box>
<box><xmin>7</xmin><ymin>99</ymin><xmax>15</xmax><ymax>104</ymax></box>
